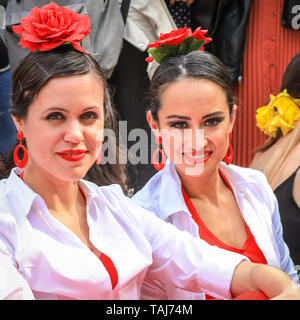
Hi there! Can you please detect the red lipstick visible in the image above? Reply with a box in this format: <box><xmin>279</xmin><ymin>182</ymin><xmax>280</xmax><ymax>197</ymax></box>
<box><xmin>57</xmin><ymin>149</ymin><xmax>87</xmax><ymax>162</ymax></box>
<box><xmin>183</xmin><ymin>150</ymin><xmax>212</xmax><ymax>165</ymax></box>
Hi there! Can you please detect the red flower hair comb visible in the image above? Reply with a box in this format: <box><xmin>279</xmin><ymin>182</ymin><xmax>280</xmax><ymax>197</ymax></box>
<box><xmin>146</xmin><ymin>26</ymin><xmax>212</xmax><ymax>64</ymax></box>
<box><xmin>12</xmin><ymin>2</ymin><xmax>90</xmax><ymax>53</ymax></box>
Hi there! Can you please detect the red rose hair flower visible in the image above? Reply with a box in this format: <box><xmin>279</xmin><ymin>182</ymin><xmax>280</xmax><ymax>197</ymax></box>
<box><xmin>12</xmin><ymin>2</ymin><xmax>90</xmax><ymax>53</ymax></box>
<box><xmin>191</xmin><ymin>27</ymin><xmax>212</xmax><ymax>43</ymax></box>
<box><xmin>146</xmin><ymin>27</ymin><xmax>212</xmax><ymax>64</ymax></box>
<box><xmin>148</xmin><ymin>27</ymin><xmax>192</xmax><ymax>49</ymax></box>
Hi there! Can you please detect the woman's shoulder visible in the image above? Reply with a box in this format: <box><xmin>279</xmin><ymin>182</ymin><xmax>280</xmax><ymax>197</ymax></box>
<box><xmin>0</xmin><ymin>175</ymin><xmax>18</xmax><ymax>217</ymax></box>
<box><xmin>277</xmin><ymin>143</ymin><xmax>300</xmax><ymax>181</ymax></box>
<box><xmin>225</xmin><ymin>165</ymin><xmax>280</xmax><ymax>224</ymax></box>
<box><xmin>227</xmin><ymin>164</ymin><xmax>275</xmax><ymax>201</ymax></box>
<box><xmin>0</xmin><ymin>179</ymin><xmax>22</xmax><ymax>250</ymax></box>
<box><xmin>132</xmin><ymin>170</ymin><xmax>168</xmax><ymax>210</ymax></box>
<box><xmin>0</xmin><ymin>169</ymin><xmax>41</xmax><ymax>215</ymax></box>
<box><xmin>228</xmin><ymin>163</ymin><xmax>269</xmax><ymax>183</ymax></box>
<box><xmin>83</xmin><ymin>179</ymin><xmax>127</xmax><ymax>197</ymax></box>
<box><xmin>0</xmin><ymin>176</ymin><xmax>8</xmax><ymax>199</ymax></box>
<box><xmin>82</xmin><ymin>179</ymin><xmax>155</xmax><ymax>218</ymax></box>
<box><xmin>81</xmin><ymin>179</ymin><xmax>129</xmax><ymax>206</ymax></box>
<box><xmin>249</xmin><ymin>151</ymin><xmax>266</xmax><ymax>171</ymax></box>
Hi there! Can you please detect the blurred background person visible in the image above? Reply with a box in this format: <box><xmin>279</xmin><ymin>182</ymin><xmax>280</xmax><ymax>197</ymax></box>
<box><xmin>250</xmin><ymin>52</ymin><xmax>300</xmax><ymax>278</ymax></box>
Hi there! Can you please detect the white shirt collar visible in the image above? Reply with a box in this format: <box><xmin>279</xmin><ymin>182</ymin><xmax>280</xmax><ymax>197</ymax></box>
<box><xmin>133</xmin><ymin>159</ymin><xmax>188</xmax><ymax>220</ymax></box>
<box><xmin>157</xmin><ymin>159</ymin><xmax>189</xmax><ymax>220</ymax></box>
<box><xmin>4</xmin><ymin>168</ymin><xmax>99</xmax><ymax>217</ymax></box>
<box><xmin>3</xmin><ymin>168</ymin><xmax>40</xmax><ymax>217</ymax></box>
<box><xmin>134</xmin><ymin>159</ymin><xmax>259</xmax><ymax>221</ymax></box>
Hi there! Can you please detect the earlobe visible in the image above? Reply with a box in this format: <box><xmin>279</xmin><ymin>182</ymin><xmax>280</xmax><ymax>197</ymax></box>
<box><xmin>11</xmin><ymin>116</ymin><xmax>25</xmax><ymax>133</ymax></box>
<box><xmin>146</xmin><ymin>111</ymin><xmax>160</xmax><ymax>135</ymax></box>
<box><xmin>233</xmin><ymin>104</ymin><xmax>238</xmax><ymax>114</ymax></box>
<box><xmin>231</xmin><ymin>105</ymin><xmax>237</xmax><ymax>119</ymax></box>
<box><xmin>230</xmin><ymin>105</ymin><xmax>237</xmax><ymax>130</ymax></box>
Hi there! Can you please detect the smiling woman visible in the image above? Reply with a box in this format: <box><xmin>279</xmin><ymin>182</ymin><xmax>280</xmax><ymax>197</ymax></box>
<box><xmin>13</xmin><ymin>73</ymin><xmax>104</xmax><ymax>182</ymax></box>
<box><xmin>1</xmin><ymin>46</ymin><xmax>126</xmax><ymax>189</ymax></box>
<box><xmin>147</xmin><ymin>77</ymin><xmax>235</xmax><ymax>174</ymax></box>
<box><xmin>133</xmin><ymin>42</ymin><xmax>300</xmax><ymax>300</ymax></box>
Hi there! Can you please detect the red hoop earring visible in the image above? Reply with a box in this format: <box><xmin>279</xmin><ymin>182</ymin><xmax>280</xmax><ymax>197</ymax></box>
<box><xmin>13</xmin><ymin>131</ymin><xmax>28</xmax><ymax>169</ymax></box>
<box><xmin>223</xmin><ymin>132</ymin><xmax>233</xmax><ymax>165</ymax></box>
<box><xmin>152</xmin><ymin>136</ymin><xmax>166</xmax><ymax>171</ymax></box>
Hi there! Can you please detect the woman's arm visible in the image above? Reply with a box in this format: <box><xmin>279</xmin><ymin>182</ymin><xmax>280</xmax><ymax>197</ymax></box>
<box><xmin>0</xmin><ymin>253</ymin><xmax>34</xmax><ymax>300</ymax></box>
<box><xmin>107</xmin><ymin>186</ymin><xmax>300</xmax><ymax>299</ymax></box>
<box><xmin>231</xmin><ymin>261</ymin><xmax>300</xmax><ymax>299</ymax></box>
<box><xmin>138</xmin><ymin>202</ymin><xmax>300</xmax><ymax>299</ymax></box>
<box><xmin>0</xmin><ymin>211</ymin><xmax>34</xmax><ymax>300</ymax></box>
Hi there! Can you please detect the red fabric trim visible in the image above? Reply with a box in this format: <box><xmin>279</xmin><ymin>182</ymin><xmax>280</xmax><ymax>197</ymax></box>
<box><xmin>218</xmin><ymin>169</ymin><xmax>234</xmax><ymax>194</ymax></box>
<box><xmin>99</xmin><ymin>253</ymin><xmax>118</xmax><ymax>290</ymax></box>
<box><xmin>78</xmin><ymin>185</ymin><xmax>86</xmax><ymax>200</ymax></box>
<box><xmin>19</xmin><ymin>172</ymin><xmax>119</xmax><ymax>290</ymax></box>
<box><xmin>181</xmin><ymin>170</ymin><xmax>268</xmax><ymax>300</ymax></box>
<box><xmin>233</xmin><ymin>291</ymin><xmax>268</xmax><ymax>300</ymax></box>
<box><xmin>182</xmin><ymin>170</ymin><xmax>267</xmax><ymax>262</ymax></box>
<box><xmin>78</xmin><ymin>186</ymin><xmax>119</xmax><ymax>290</ymax></box>
<box><xmin>183</xmin><ymin>187</ymin><xmax>252</xmax><ymax>253</ymax></box>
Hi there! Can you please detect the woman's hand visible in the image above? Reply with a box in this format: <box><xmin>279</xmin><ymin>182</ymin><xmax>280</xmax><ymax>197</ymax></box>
<box><xmin>271</xmin><ymin>286</ymin><xmax>300</xmax><ymax>300</ymax></box>
<box><xmin>169</xmin><ymin>0</ymin><xmax>195</xmax><ymax>7</ymax></box>
<box><xmin>231</xmin><ymin>261</ymin><xmax>300</xmax><ymax>300</ymax></box>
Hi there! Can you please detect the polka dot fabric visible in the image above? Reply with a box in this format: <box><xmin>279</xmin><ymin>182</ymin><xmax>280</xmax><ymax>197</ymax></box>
<box><xmin>166</xmin><ymin>1</ymin><xmax>192</xmax><ymax>28</ymax></box>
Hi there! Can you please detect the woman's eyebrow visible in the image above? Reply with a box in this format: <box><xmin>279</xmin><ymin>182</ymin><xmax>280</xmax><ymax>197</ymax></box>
<box><xmin>166</xmin><ymin>115</ymin><xmax>191</xmax><ymax>120</ymax></box>
<box><xmin>42</xmin><ymin>107</ymin><xmax>67</xmax><ymax>114</ymax></box>
<box><xmin>201</xmin><ymin>111</ymin><xmax>225</xmax><ymax>120</ymax></box>
<box><xmin>42</xmin><ymin>106</ymin><xmax>101</xmax><ymax>114</ymax></box>
<box><xmin>166</xmin><ymin>111</ymin><xmax>225</xmax><ymax>120</ymax></box>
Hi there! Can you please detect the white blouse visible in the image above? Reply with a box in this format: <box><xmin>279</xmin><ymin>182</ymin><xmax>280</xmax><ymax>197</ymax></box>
<box><xmin>133</xmin><ymin>160</ymin><xmax>300</xmax><ymax>300</ymax></box>
<box><xmin>0</xmin><ymin>168</ymin><xmax>248</xmax><ymax>300</ymax></box>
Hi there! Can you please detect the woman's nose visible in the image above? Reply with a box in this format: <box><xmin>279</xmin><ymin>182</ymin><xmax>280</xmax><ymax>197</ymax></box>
<box><xmin>188</xmin><ymin>128</ymin><xmax>208</xmax><ymax>150</ymax></box>
<box><xmin>64</xmin><ymin>121</ymin><xmax>84</xmax><ymax>144</ymax></box>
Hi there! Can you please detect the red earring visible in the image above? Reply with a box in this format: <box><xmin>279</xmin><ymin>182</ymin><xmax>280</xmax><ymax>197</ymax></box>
<box><xmin>152</xmin><ymin>136</ymin><xmax>166</xmax><ymax>171</ymax></box>
<box><xmin>223</xmin><ymin>132</ymin><xmax>233</xmax><ymax>165</ymax></box>
<box><xmin>13</xmin><ymin>131</ymin><xmax>28</xmax><ymax>169</ymax></box>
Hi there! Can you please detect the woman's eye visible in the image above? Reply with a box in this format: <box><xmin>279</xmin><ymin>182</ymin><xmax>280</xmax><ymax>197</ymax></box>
<box><xmin>46</xmin><ymin>112</ymin><xmax>64</xmax><ymax>120</ymax></box>
<box><xmin>204</xmin><ymin>117</ymin><xmax>224</xmax><ymax>127</ymax></box>
<box><xmin>81</xmin><ymin>111</ymin><xmax>98</xmax><ymax>120</ymax></box>
<box><xmin>169</xmin><ymin>121</ymin><xmax>188</xmax><ymax>129</ymax></box>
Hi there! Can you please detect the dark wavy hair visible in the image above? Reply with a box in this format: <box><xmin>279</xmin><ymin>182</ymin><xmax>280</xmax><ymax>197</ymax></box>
<box><xmin>281</xmin><ymin>52</ymin><xmax>300</xmax><ymax>99</ymax></box>
<box><xmin>0</xmin><ymin>45</ymin><xmax>128</xmax><ymax>192</ymax></box>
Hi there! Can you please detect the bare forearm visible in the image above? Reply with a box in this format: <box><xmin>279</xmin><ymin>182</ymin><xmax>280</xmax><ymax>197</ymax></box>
<box><xmin>231</xmin><ymin>261</ymin><xmax>300</xmax><ymax>299</ymax></box>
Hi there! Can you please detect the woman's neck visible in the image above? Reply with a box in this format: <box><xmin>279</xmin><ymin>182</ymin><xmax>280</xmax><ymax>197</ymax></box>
<box><xmin>178</xmin><ymin>166</ymin><xmax>225</xmax><ymax>204</ymax></box>
<box><xmin>21</xmin><ymin>167</ymin><xmax>84</xmax><ymax>215</ymax></box>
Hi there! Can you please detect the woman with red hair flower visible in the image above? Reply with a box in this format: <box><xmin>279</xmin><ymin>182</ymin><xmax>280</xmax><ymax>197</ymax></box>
<box><xmin>133</xmin><ymin>28</ymin><xmax>300</xmax><ymax>300</ymax></box>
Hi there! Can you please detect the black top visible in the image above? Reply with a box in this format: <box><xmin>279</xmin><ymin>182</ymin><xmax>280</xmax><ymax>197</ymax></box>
<box><xmin>274</xmin><ymin>166</ymin><xmax>300</xmax><ymax>274</ymax></box>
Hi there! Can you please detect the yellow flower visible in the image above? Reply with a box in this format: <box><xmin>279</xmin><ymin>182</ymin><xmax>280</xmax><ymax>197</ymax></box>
<box><xmin>256</xmin><ymin>90</ymin><xmax>300</xmax><ymax>138</ymax></box>
<box><xmin>256</xmin><ymin>104</ymin><xmax>276</xmax><ymax>137</ymax></box>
